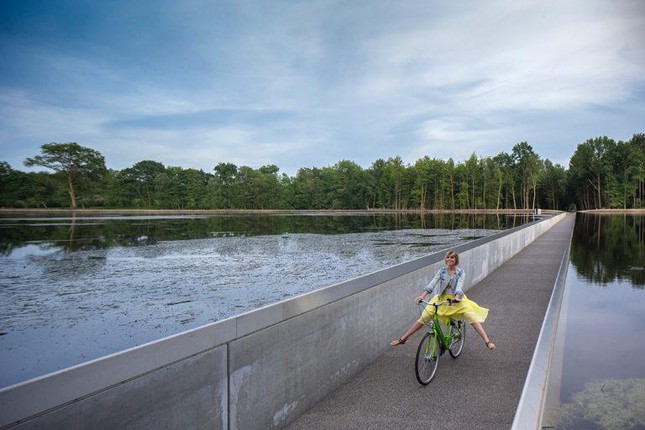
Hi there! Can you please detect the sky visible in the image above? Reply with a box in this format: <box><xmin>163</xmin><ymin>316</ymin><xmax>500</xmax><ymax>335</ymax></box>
<box><xmin>1</xmin><ymin>0</ymin><xmax>644</xmax><ymax>177</ymax></box>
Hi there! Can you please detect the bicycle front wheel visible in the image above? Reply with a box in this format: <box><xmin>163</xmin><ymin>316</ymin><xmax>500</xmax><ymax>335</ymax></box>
<box><xmin>449</xmin><ymin>320</ymin><xmax>466</xmax><ymax>359</ymax></box>
<box><xmin>415</xmin><ymin>332</ymin><xmax>440</xmax><ymax>385</ymax></box>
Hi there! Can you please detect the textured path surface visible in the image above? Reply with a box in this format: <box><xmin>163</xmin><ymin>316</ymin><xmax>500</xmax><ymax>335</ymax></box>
<box><xmin>288</xmin><ymin>213</ymin><xmax>575</xmax><ymax>430</ymax></box>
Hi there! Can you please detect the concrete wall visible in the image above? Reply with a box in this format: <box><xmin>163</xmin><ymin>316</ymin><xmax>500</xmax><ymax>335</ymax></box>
<box><xmin>0</xmin><ymin>212</ymin><xmax>566</xmax><ymax>430</ymax></box>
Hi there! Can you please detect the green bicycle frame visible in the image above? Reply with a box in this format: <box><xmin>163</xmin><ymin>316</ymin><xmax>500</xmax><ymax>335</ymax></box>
<box><xmin>421</xmin><ymin>300</ymin><xmax>457</xmax><ymax>355</ymax></box>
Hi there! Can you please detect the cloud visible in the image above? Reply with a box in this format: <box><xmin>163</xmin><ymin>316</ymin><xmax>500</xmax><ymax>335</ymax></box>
<box><xmin>360</xmin><ymin>0</ymin><xmax>643</xmax><ymax>111</ymax></box>
<box><xmin>1</xmin><ymin>0</ymin><xmax>643</xmax><ymax>175</ymax></box>
<box><xmin>0</xmin><ymin>91</ymin><xmax>107</xmax><ymax>166</ymax></box>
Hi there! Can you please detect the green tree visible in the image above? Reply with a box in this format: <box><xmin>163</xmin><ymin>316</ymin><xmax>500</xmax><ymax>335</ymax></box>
<box><xmin>24</xmin><ymin>142</ymin><xmax>107</xmax><ymax>209</ymax></box>
<box><xmin>540</xmin><ymin>160</ymin><xmax>567</xmax><ymax>210</ymax></box>
<box><xmin>256</xmin><ymin>165</ymin><xmax>281</xmax><ymax>209</ymax></box>
<box><xmin>156</xmin><ymin>167</ymin><xmax>210</xmax><ymax>209</ymax></box>
<box><xmin>589</xmin><ymin>137</ymin><xmax>616</xmax><ymax>209</ymax></box>
<box><xmin>412</xmin><ymin>156</ymin><xmax>441</xmax><ymax>209</ymax></box>
<box><xmin>480</xmin><ymin>157</ymin><xmax>503</xmax><ymax>209</ymax></box>
<box><xmin>288</xmin><ymin>167</ymin><xmax>325</xmax><ymax>209</ymax></box>
<box><xmin>446</xmin><ymin>158</ymin><xmax>456</xmax><ymax>210</ymax></box>
<box><xmin>385</xmin><ymin>156</ymin><xmax>409</xmax><ymax>210</ymax></box>
<box><xmin>627</xmin><ymin>133</ymin><xmax>645</xmax><ymax>208</ymax></box>
<box><xmin>493</xmin><ymin>152</ymin><xmax>517</xmax><ymax>209</ymax></box>
<box><xmin>454</xmin><ymin>162</ymin><xmax>469</xmax><ymax>209</ymax></box>
<box><xmin>102</xmin><ymin>169</ymin><xmax>125</xmax><ymax>207</ymax></box>
<box><xmin>117</xmin><ymin>160</ymin><xmax>166</xmax><ymax>207</ymax></box>
<box><xmin>366</xmin><ymin>159</ymin><xmax>388</xmax><ymax>209</ymax></box>
<box><xmin>329</xmin><ymin>160</ymin><xmax>372</xmax><ymax>209</ymax></box>
<box><xmin>463</xmin><ymin>153</ymin><xmax>480</xmax><ymax>208</ymax></box>
<box><xmin>512</xmin><ymin>142</ymin><xmax>542</xmax><ymax>210</ymax></box>
<box><xmin>0</xmin><ymin>162</ymin><xmax>15</xmax><ymax>206</ymax></box>
<box><xmin>278</xmin><ymin>174</ymin><xmax>297</xmax><ymax>209</ymax></box>
<box><xmin>486</xmin><ymin>156</ymin><xmax>504</xmax><ymax>210</ymax></box>
<box><xmin>606</xmin><ymin>140</ymin><xmax>643</xmax><ymax>209</ymax></box>
<box><xmin>236</xmin><ymin>166</ymin><xmax>259</xmax><ymax>209</ymax></box>
<box><xmin>211</xmin><ymin>162</ymin><xmax>239</xmax><ymax>208</ymax></box>
<box><xmin>568</xmin><ymin>142</ymin><xmax>594</xmax><ymax>209</ymax></box>
<box><xmin>569</xmin><ymin>137</ymin><xmax>617</xmax><ymax>209</ymax></box>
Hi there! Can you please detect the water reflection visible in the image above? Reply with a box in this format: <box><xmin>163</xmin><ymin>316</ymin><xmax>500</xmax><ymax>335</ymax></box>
<box><xmin>544</xmin><ymin>213</ymin><xmax>645</xmax><ymax>430</ymax></box>
<box><xmin>570</xmin><ymin>213</ymin><xmax>645</xmax><ymax>287</ymax></box>
<box><xmin>0</xmin><ymin>212</ymin><xmax>532</xmax><ymax>256</ymax></box>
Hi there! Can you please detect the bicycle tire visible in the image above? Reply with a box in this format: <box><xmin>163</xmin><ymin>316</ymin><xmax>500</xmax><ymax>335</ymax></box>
<box><xmin>415</xmin><ymin>331</ymin><xmax>440</xmax><ymax>385</ymax></box>
<box><xmin>449</xmin><ymin>320</ymin><xmax>466</xmax><ymax>359</ymax></box>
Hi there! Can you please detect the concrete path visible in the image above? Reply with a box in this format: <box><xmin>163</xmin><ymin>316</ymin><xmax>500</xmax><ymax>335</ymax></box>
<box><xmin>288</xmin><ymin>213</ymin><xmax>575</xmax><ymax>430</ymax></box>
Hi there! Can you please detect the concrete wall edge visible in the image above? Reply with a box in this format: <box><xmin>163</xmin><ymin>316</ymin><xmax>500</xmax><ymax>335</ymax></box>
<box><xmin>510</xmin><ymin>213</ymin><xmax>574</xmax><ymax>430</ymax></box>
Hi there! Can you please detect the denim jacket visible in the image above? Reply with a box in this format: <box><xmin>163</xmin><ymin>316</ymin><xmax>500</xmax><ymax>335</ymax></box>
<box><xmin>424</xmin><ymin>266</ymin><xmax>465</xmax><ymax>298</ymax></box>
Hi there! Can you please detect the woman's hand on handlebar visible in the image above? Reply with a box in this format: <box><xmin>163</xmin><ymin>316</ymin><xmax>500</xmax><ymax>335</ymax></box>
<box><xmin>451</xmin><ymin>296</ymin><xmax>462</xmax><ymax>303</ymax></box>
<box><xmin>415</xmin><ymin>295</ymin><xmax>426</xmax><ymax>303</ymax></box>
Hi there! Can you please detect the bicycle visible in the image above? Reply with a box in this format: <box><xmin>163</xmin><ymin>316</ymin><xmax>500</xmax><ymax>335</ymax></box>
<box><xmin>414</xmin><ymin>299</ymin><xmax>466</xmax><ymax>385</ymax></box>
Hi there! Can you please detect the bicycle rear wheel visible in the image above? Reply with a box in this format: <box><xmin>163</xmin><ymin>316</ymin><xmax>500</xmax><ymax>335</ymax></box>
<box><xmin>415</xmin><ymin>332</ymin><xmax>440</xmax><ymax>385</ymax></box>
<box><xmin>449</xmin><ymin>320</ymin><xmax>466</xmax><ymax>358</ymax></box>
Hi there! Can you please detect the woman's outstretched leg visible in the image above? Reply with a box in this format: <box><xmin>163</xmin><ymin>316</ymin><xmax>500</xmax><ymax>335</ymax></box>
<box><xmin>471</xmin><ymin>322</ymin><xmax>495</xmax><ymax>350</ymax></box>
<box><xmin>390</xmin><ymin>321</ymin><xmax>424</xmax><ymax>346</ymax></box>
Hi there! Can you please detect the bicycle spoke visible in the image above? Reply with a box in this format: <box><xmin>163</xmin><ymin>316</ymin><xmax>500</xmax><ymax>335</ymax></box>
<box><xmin>415</xmin><ymin>332</ymin><xmax>440</xmax><ymax>385</ymax></box>
<box><xmin>449</xmin><ymin>320</ymin><xmax>466</xmax><ymax>358</ymax></box>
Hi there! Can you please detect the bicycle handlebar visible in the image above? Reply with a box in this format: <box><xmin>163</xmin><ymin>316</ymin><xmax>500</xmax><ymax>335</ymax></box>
<box><xmin>417</xmin><ymin>299</ymin><xmax>459</xmax><ymax>307</ymax></box>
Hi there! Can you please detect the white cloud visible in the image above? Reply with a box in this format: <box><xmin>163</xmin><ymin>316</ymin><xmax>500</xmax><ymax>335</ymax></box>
<box><xmin>1</xmin><ymin>0</ymin><xmax>643</xmax><ymax>175</ymax></box>
<box><xmin>359</xmin><ymin>0</ymin><xmax>643</xmax><ymax>113</ymax></box>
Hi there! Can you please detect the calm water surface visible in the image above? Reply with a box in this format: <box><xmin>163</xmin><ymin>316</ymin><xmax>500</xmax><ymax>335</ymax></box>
<box><xmin>0</xmin><ymin>213</ymin><xmax>528</xmax><ymax>388</ymax></box>
<box><xmin>545</xmin><ymin>214</ymin><xmax>645</xmax><ymax>430</ymax></box>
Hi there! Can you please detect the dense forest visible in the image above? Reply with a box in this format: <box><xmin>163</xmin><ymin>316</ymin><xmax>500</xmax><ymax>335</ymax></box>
<box><xmin>1</xmin><ymin>133</ymin><xmax>644</xmax><ymax>211</ymax></box>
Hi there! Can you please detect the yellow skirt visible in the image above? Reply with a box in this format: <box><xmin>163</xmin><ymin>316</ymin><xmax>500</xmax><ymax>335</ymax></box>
<box><xmin>418</xmin><ymin>293</ymin><xmax>489</xmax><ymax>325</ymax></box>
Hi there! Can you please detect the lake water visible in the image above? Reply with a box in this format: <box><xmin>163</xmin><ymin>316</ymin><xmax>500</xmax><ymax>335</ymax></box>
<box><xmin>0</xmin><ymin>212</ymin><xmax>528</xmax><ymax>388</ymax></box>
<box><xmin>544</xmin><ymin>213</ymin><xmax>645</xmax><ymax>430</ymax></box>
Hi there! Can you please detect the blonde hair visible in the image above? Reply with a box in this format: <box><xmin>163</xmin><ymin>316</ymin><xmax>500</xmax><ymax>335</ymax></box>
<box><xmin>445</xmin><ymin>250</ymin><xmax>459</xmax><ymax>265</ymax></box>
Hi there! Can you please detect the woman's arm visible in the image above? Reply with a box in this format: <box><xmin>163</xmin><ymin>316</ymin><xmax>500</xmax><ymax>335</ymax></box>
<box><xmin>415</xmin><ymin>290</ymin><xmax>430</xmax><ymax>303</ymax></box>
<box><xmin>423</xmin><ymin>269</ymin><xmax>442</xmax><ymax>295</ymax></box>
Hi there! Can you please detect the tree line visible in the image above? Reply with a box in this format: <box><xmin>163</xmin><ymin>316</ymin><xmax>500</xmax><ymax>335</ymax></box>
<box><xmin>1</xmin><ymin>133</ymin><xmax>643</xmax><ymax>211</ymax></box>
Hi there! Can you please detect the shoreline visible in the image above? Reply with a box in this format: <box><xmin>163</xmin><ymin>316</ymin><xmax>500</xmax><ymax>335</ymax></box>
<box><xmin>3</xmin><ymin>208</ymin><xmax>642</xmax><ymax>217</ymax></box>
<box><xmin>2</xmin><ymin>208</ymin><xmax>641</xmax><ymax>216</ymax></box>
<box><xmin>0</xmin><ymin>208</ymin><xmax>545</xmax><ymax>216</ymax></box>
<box><xmin>579</xmin><ymin>209</ymin><xmax>645</xmax><ymax>214</ymax></box>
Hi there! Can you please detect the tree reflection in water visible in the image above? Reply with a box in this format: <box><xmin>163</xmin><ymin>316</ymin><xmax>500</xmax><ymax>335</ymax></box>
<box><xmin>0</xmin><ymin>212</ymin><xmax>529</xmax><ymax>256</ymax></box>
<box><xmin>570</xmin><ymin>214</ymin><xmax>644</xmax><ymax>288</ymax></box>
<box><xmin>547</xmin><ymin>213</ymin><xmax>645</xmax><ymax>430</ymax></box>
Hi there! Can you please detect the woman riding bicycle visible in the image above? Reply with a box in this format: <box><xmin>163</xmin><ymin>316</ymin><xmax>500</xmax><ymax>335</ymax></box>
<box><xmin>390</xmin><ymin>250</ymin><xmax>495</xmax><ymax>350</ymax></box>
